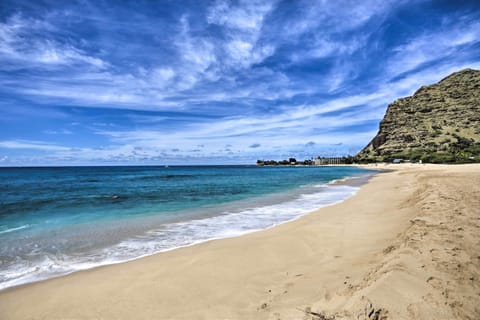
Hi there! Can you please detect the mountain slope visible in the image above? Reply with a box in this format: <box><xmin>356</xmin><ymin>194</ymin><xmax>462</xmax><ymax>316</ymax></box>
<box><xmin>357</xmin><ymin>68</ymin><xmax>480</xmax><ymax>163</ymax></box>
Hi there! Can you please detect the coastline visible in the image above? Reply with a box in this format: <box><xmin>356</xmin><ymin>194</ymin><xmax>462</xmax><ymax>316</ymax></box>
<box><xmin>1</xmin><ymin>164</ymin><xmax>479</xmax><ymax>319</ymax></box>
<box><xmin>0</xmin><ymin>167</ymin><xmax>371</xmax><ymax>291</ymax></box>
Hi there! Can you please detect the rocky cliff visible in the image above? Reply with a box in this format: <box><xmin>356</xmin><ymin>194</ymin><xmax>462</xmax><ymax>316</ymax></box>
<box><xmin>357</xmin><ymin>68</ymin><xmax>480</xmax><ymax>163</ymax></box>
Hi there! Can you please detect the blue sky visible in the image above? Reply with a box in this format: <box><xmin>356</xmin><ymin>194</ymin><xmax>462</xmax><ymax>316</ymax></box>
<box><xmin>1</xmin><ymin>0</ymin><xmax>479</xmax><ymax>165</ymax></box>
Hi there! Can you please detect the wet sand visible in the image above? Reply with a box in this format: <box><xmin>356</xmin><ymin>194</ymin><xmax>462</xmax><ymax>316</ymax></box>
<box><xmin>0</xmin><ymin>164</ymin><xmax>479</xmax><ymax>319</ymax></box>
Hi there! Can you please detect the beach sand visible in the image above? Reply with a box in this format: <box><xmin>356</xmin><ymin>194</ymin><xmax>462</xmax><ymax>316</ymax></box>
<box><xmin>0</xmin><ymin>164</ymin><xmax>479</xmax><ymax>319</ymax></box>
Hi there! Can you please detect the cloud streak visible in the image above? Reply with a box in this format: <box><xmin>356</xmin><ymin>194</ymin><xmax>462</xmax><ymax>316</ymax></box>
<box><xmin>0</xmin><ymin>0</ymin><xmax>479</xmax><ymax>164</ymax></box>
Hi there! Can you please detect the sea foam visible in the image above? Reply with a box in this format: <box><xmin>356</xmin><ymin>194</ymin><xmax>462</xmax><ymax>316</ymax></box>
<box><xmin>0</xmin><ymin>183</ymin><xmax>358</xmax><ymax>290</ymax></box>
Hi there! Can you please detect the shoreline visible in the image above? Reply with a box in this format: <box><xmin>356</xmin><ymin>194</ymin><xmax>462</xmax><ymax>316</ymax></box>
<box><xmin>0</xmin><ymin>168</ymin><xmax>373</xmax><ymax>292</ymax></box>
<box><xmin>1</xmin><ymin>164</ymin><xmax>479</xmax><ymax>319</ymax></box>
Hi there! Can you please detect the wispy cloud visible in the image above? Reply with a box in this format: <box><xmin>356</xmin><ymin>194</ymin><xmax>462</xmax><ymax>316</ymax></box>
<box><xmin>386</xmin><ymin>15</ymin><xmax>480</xmax><ymax>78</ymax></box>
<box><xmin>207</xmin><ymin>0</ymin><xmax>276</xmax><ymax>68</ymax></box>
<box><xmin>44</xmin><ymin>129</ymin><xmax>72</xmax><ymax>135</ymax></box>
<box><xmin>1</xmin><ymin>0</ymin><xmax>479</xmax><ymax>164</ymax></box>
<box><xmin>0</xmin><ymin>14</ymin><xmax>107</xmax><ymax>70</ymax></box>
<box><xmin>0</xmin><ymin>140</ymin><xmax>70</xmax><ymax>151</ymax></box>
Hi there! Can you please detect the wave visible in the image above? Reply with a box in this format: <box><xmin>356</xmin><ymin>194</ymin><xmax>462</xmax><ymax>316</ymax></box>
<box><xmin>0</xmin><ymin>183</ymin><xmax>359</xmax><ymax>290</ymax></box>
<box><xmin>126</xmin><ymin>174</ymin><xmax>197</xmax><ymax>182</ymax></box>
<box><xmin>0</xmin><ymin>225</ymin><xmax>30</xmax><ymax>235</ymax></box>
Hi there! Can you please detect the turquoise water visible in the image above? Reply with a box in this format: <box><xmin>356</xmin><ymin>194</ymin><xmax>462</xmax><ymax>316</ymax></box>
<box><xmin>0</xmin><ymin>165</ymin><xmax>372</xmax><ymax>289</ymax></box>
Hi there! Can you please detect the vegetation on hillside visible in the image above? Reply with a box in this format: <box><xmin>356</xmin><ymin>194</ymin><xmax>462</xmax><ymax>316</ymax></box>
<box><xmin>356</xmin><ymin>68</ymin><xmax>480</xmax><ymax>163</ymax></box>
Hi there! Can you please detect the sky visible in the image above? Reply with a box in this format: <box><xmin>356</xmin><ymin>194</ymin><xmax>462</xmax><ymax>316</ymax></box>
<box><xmin>0</xmin><ymin>0</ymin><xmax>479</xmax><ymax>165</ymax></box>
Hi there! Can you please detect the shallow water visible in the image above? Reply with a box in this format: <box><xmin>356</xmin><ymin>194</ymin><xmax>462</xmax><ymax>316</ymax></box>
<box><xmin>0</xmin><ymin>165</ymin><xmax>373</xmax><ymax>289</ymax></box>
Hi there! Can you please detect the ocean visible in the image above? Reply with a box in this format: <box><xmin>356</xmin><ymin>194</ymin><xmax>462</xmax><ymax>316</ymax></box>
<box><xmin>0</xmin><ymin>165</ymin><xmax>373</xmax><ymax>290</ymax></box>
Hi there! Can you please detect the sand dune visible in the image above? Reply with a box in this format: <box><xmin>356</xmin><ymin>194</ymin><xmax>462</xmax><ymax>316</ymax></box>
<box><xmin>0</xmin><ymin>164</ymin><xmax>479</xmax><ymax>319</ymax></box>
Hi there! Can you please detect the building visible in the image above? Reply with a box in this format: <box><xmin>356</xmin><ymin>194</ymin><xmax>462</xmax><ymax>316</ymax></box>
<box><xmin>313</xmin><ymin>157</ymin><xmax>344</xmax><ymax>165</ymax></box>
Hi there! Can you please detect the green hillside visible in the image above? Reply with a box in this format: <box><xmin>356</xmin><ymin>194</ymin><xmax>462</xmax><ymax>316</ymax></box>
<box><xmin>357</xmin><ymin>69</ymin><xmax>480</xmax><ymax>163</ymax></box>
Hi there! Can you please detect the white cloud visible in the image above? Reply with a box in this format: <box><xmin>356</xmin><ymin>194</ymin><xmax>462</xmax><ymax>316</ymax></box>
<box><xmin>90</xmin><ymin>91</ymin><xmax>385</xmax><ymax>156</ymax></box>
<box><xmin>21</xmin><ymin>87</ymin><xmax>144</xmax><ymax>105</ymax></box>
<box><xmin>386</xmin><ymin>19</ymin><xmax>480</xmax><ymax>76</ymax></box>
<box><xmin>291</xmin><ymin>35</ymin><xmax>365</xmax><ymax>63</ymax></box>
<box><xmin>0</xmin><ymin>140</ymin><xmax>70</xmax><ymax>151</ymax></box>
<box><xmin>2</xmin><ymin>1</ymin><xmax>480</xmax><ymax>166</ymax></box>
<box><xmin>207</xmin><ymin>0</ymin><xmax>274</xmax><ymax>31</ymax></box>
<box><xmin>207</xmin><ymin>0</ymin><xmax>276</xmax><ymax>68</ymax></box>
<box><xmin>35</xmin><ymin>44</ymin><xmax>106</xmax><ymax>68</ymax></box>
<box><xmin>282</xmin><ymin>0</ymin><xmax>396</xmax><ymax>37</ymax></box>
<box><xmin>383</xmin><ymin>61</ymin><xmax>480</xmax><ymax>98</ymax></box>
<box><xmin>227</xmin><ymin>40</ymin><xmax>252</xmax><ymax>60</ymax></box>
<box><xmin>151</xmin><ymin>68</ymin><xmax>175</xmax><ymax>83</ymax></box>
<box><xmin>168</xmin><ymin>15</ymin><xmax>219</xmax><ymax>90</ymax></box>
<box><xmin>0</xmin><ymin>14</ymin><xmax>107</xmax><ymax>70</ymax></box>
<box><xmin>0</xmin><ymin>1</ymin><xmax>289</xmax><ymax>109</ymax></box>
<box><xmin>44</xmin><ymin>129</ymin><xmax>73</xmax><ymax>135</ymax></box>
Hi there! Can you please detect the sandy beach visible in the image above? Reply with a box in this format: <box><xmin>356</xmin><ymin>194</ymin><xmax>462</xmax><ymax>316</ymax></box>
<box><xmin>0</xmin><ymin>164</ymin><xmax>479</xmax><ymax>319</ymax></box>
